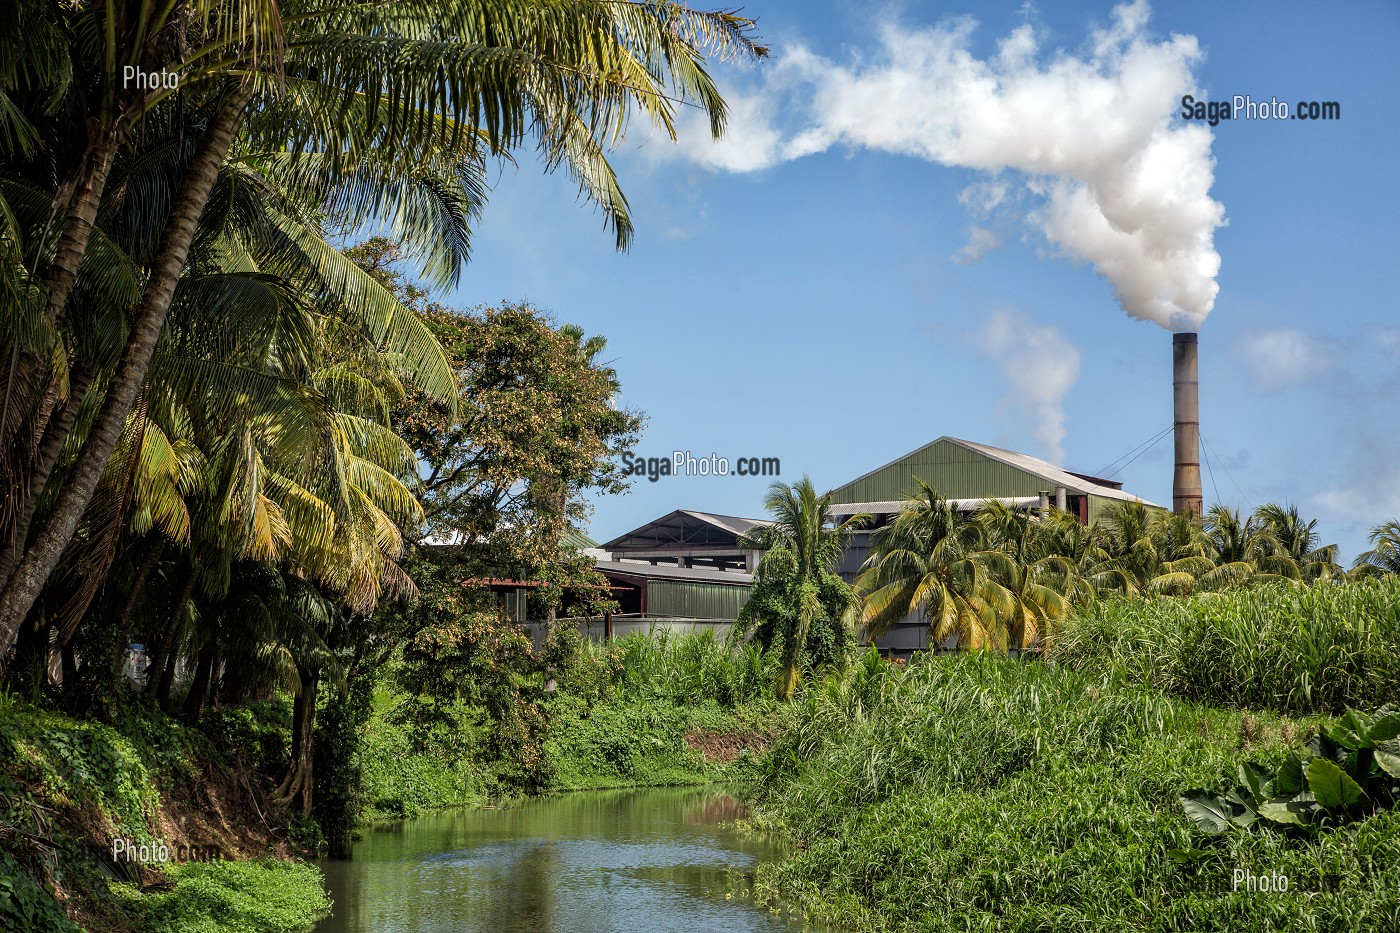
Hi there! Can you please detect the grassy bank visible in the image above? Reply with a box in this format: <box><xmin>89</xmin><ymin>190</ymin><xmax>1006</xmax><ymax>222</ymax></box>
<box><xmin>359</xmin><ymin>630</ymin><xmax>779</xmax><ymax>821</ymax></box>
<box><xmin>0</xmin><ymin>694</ymin><xmax>329</xmax><ymax>933</ymax></box>
<box><xmin>744</xmin><ymin>584</ymin><xmax>1400</xmax><ymax>931</ymax></box>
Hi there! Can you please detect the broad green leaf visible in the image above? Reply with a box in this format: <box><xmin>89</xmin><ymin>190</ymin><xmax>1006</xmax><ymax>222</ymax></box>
<box><xmin>1307</xmin><ymin>758</ymin><xmax>1366</xmax><ymax>808</ymax></box>
<box><xmin>1325</xmin><ymin>709</ymin><xmax>1370</xmax><ymax>749</ymax></box>
<box><xmin>1367</xmin><ymin>713</ymin><xmax>1400</xmax><ymax>744</ymax></box>
<box><xmin>1258</xmin><ymin>793</ymin><xmax>1316</xmax><ymax>826</ymax></box>
<box><xmin>1224</xmin><ymin>788</ymin><xmax>1258</xmax><ymax>827</ymax></box>
<box><xmin>1238</xmin><ymin>762</ymin><xmax>1271</xmax><ymax>801</ymax></box>
<box><xmin>1375</xmin><ymin>739</ymin><xmax>1400</xmax><ymax>778</ymax></box>
<box><xmin>1273</xmin><ymin>753</ymin><xmax>1306</xmax><ymax>795</ymax></box>
<box><xmin>1180</xmin><ymin>791</ymin><xmax>1233</xmax><ymax>835</ymax></box>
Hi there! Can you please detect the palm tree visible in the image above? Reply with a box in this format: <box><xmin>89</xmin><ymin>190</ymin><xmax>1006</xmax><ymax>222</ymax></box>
<box><xmin>736</xmin><ymin>477</ymin><xmax>861</xmax><ymax>701</ymax></box>
<box><xmin>0</xmin><ymin>0</ymin><xmax>767</xmax><ymax>653</ymax></box>
<box><xmin>1099</xmin><ymin>501</ymin><xmax>1215</xmax><ymax>595</ymax></box>
<box><xmin>1352</xmin><ymin>521</ymin><xmax>1400</xmax><ymax>577</ymax></box>
<box><xmin>1253</xmin><ymin>502</ymin><xmax>1342</xmax><ymax>583</ymax></box>
<box><xmin>856</xmin><ymin>480</ymin><xmax>1009</xmax><ymax>651</ymax></box>
<box><xmin>971</xmin><ymin>501</ymin><xmax>1095</xmax><ymax>649</ymax></box>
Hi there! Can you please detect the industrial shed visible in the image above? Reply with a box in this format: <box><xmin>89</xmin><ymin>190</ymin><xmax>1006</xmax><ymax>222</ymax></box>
<box><xmin>595</xmin><ymin>562</ymin><xmax>753</xmax><ymax>620</ymax></box>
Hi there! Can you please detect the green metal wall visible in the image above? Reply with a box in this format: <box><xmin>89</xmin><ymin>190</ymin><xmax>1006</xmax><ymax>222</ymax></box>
<box><xmin>827</xmin><ymin>438</ymin><xmax>1048</xmax><ymax>504</ymax></box>
<box><xmin>1087</xmin><ymin>494</ymin><xmax>1168</xmax><ymax>527</ymax></box>
<box><xmin>647</xmin><ymin>580</ymin><xmax>750</xmax><ymax>620</ymax></box>
<box><xmin>1087</xmin><ymin>494</ymin><xmax>1116</xmax><ymax>528</ymax></box>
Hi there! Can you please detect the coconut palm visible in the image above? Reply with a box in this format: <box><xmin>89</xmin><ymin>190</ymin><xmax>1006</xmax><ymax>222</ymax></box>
<box><xmin>1099</xmin><ymin>501</ymin><xmax>1215</xmax><ymax>595</ymax></box>
<box><xmin>1352</xmin><ymin>521</ymin><xmax>1400</xmax><ymax>578</ymax></box>
<box><xmin>1253</xmin><ymin>502</ymin><xmax>1342</xmax><ymax>583</ymax></box>
<box><xmin>736</xmin><ymin>477</ymin><xmax>862</xmax><ymax>701</ymax></box>
<box><xmin>971</xmin><ymin>501</ymin><xmax>1097</xmax><ymax>648</ymax></box>
<box><xmin>856</xmin><ymin>480</ymin><xmax>1011</xmax><ymax>651</ymax></box>
<box><xmin>0</xmin><ymin>0</ymin><xmax>766</xmax><ymax>652</ymax></box>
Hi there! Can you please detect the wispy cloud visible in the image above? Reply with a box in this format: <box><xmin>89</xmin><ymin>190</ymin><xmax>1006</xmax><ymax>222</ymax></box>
<box><xmin>1237</xmin><ymin>327</ymin><xmax>1334</xmax><ymax>393</ymax></box>
<box><xmin>973</xmin><ymin>308</ymin><xmax>1081</xmax><ymax>465</ymax></box>
<box><xmin>952</xmin><ymin>226</ymin><xmax>1002</xmax><ymax>265</ymax></box>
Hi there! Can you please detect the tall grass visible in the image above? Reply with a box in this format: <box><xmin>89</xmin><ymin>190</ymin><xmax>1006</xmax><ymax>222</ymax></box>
<box><xmin>590</xmin><ymin>629</ymin><xmax>775</xmax><ymax>707</ymax></box>
<box><xmin>1051</xmin><ymin>579</ymin><xmax>1400</xmax><ymax>714</ymax></box>
<box><xmin>748</xmin><ymin>651</ymin><xmax>1400</xmax><ymax>931</ymax></box>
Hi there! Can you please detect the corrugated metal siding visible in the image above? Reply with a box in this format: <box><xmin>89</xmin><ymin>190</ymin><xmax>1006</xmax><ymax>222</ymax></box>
<box><xmin>646</xmin><ymin>580</ymin><xmax>750</xmax><ymax>620</ymax></box>
<box><xmin>1086</xmin><ymin>494</ymin><xmax>1168</xmax><ymax>526</ymax></box>
<box><xmin>1087</xmin><ymin>494</ymin><xmax>1116</xmax><ymax>527</ymax></box>
<box><xmin>828</xmin><ymin>439</ymin><xmax>1050</xmax><ymax>504</ymax></box>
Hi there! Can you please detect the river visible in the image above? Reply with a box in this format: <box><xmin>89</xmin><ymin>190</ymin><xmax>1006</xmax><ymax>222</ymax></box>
<box><xmin>316</xmin><ymin>786</ymin><xmax>806</xmax><ymax>932</ymax></box>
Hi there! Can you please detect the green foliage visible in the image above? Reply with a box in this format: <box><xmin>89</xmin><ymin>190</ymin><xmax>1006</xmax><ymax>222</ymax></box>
<box><xmin>737</xmin><ymin>477</ymin><xmax>862</xmax><ymax>699</ymax></box>
<box><xmin>311</xmin><ymin>678</ymin><xmax>373</xmax><ymax>857</ymax></box>
<box><xmin>0</xmin><ymin>849</ymin><xmax>81</xmax><ymax>933</ymax></box>
<box><xmin>601</xmin><ymin>630</ymin><xmax>775</xmax><ymax>708</ymax></box>
<box><xmin>1182</xmin><ymin>708</ymin><xmax>1400</xmax><ymax>835</ymax></box>
<box><xmin>0</xmin><ymin>702</ymin><xmax>161</xmax><ymax>845</ymax></box>
<box><xmin>745</xmin><ymin>653</ymin><xmax>1400</xmax><ymax>931</ymax></box>
<box><xmin>119</xmin><ymin>860</ymin><xmax>330</xmax><ymax>933</ymax></box>
<box><xmin>357</xmin><ymin>631</ymin><xmax>775</xmax><ymax>812</ymax></box>
<box><xmin>200</xmin><ymin>701</ymin><xmax>293</xmax><ymax>778</ymax></box>
<box><xmin>1052</xmin><ymin>580</ymin><xmax>1400</xmax><ymax>714</ymax></box>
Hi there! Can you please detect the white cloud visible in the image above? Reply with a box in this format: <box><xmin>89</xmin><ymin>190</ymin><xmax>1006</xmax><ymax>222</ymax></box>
<box><xmin>655</xmin><ymin>1</ymin><xmax>1225</xmax><ymax>332</ymax></box>
<box><xmin>952</xmin><ymin>225</ymin><xmax>1002</xmax><ymax>265</ymax></box>
<box><xmin>1237</xmin><ymin>328</ymin><xmax>1334</xmax><ymax>393</ymax></box>
<box><xmin>670</xmin><ymin>90</ymin><xmax>787</xmax><ymax>172</ymax></box>
<box><xmin>974</xmin><ymin>308</ymin><xmax>1081</xmax><ymax>464</ymax></box>
<box><xmin>1367</xmin><ymin>325</ymin><xmax>1400</xmax><ymax>356</ymax></box>
<box><xmin>1313</xmin><ymin>472</ymin><xmax>1400</xmax><ymax>528</ymax></box>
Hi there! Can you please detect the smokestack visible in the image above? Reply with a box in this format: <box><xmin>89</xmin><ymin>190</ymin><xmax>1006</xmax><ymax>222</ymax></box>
<box><xmin>1172</xmin><ymin>333</ymin><xmax>1202</xmax><ymax>516</ymax></box>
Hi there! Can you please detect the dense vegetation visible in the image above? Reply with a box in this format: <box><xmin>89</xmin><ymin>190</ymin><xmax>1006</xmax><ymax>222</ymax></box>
<box><xmin>0</xmin><ymin>0</ymin><xmax>764</xmax><ymax>927</ymax></box>
<box><xmin>1051</xmin><ymin>580</ymin><xmax>1400</xmax><ymax>714</ymax></box>
<box><xmin>744</xmin><ymin>642</ymin><xmax>1400</xmax><ymax>931</ymax></box>
<box><xmin>0</xmin><ymin>691</ymin><xmax>329</xmax><ymax>932</ymax></box>
<box><xmin>358</xmin><ymin>630</ymin><xmax>776</xmax><ymax>820</ymax></box>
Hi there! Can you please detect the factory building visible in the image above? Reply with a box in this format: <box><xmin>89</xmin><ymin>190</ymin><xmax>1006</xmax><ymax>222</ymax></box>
<box><xmin>579</xmin><ymin>438</ymin><xmax>1158</xmax><ymax>648</ymax></box>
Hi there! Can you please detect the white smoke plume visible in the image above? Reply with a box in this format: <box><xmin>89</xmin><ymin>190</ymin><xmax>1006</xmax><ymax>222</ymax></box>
<box><xmin>669</xmin><ymin>0</ymin><xmax>1225</xmax><ymax>331</ymax></box>
<box><xmin>974</xmin><ymin>309</ymin><xmax>1082</xmax><ymax>465</ymax></box>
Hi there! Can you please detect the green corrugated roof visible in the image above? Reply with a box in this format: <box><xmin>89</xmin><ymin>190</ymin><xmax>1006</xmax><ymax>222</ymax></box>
<box><xmin>561</xmin><ymin>528</ymin><xmax>599</xmax><ymax>550</ymax></box>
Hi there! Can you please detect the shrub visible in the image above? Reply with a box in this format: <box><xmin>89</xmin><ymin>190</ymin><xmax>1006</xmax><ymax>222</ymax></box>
<box><xmin>122</xmin><ymin>859</ymin><xmax>331</xmax><ymax>933</ymax></box>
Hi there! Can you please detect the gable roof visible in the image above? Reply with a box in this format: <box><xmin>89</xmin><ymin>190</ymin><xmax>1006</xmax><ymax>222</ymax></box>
<box><xmin>596</xmin><ymin>560</ymin><xmax>754</xmax><ymax>586</ymax></box>
<box><xmin>948</xmin><ymin>438</ymin><xmax>1153</xmax><ymax>503</ymax></box>
<box><xmin>827</xmin><ymin>436</ymin><xmax>1159</xmax><ymax>507</ymax></box>
<box><xmin>601</xmin><ymin>509</ymin><xmax>771</xmax><ymax>551</ymax></box>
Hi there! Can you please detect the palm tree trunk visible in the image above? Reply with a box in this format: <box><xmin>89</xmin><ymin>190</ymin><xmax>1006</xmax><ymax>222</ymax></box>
<box><xmin>0</xmin><ymin>129</ymin><xmax>119</xmax><ymax>465</ymax></box>
<box><xmin>183</xmin><ymin>645</ymin><xmax>216</xmax><ymax>721</ymax></box>
<box><xmin>273</xmin><ymin>672</ymin><xmax>319</xmax><ymax>816</ymax></box>
<box><xmin>0</xmin><ymin>85</ymin><xmax>251</xmax><ymax>657</ymax></box>
<box><xmin>0</xmin><ymin>363</ymin><xmax>97</xmax><ymax>589</ymax></box>
<box><xmin>43</xmin><ymin>129</ymin><xmax>122</xmax><ymax>330</ymax></box>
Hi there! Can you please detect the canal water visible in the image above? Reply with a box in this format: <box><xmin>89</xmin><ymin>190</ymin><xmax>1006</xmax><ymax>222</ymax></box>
<box><xmin>316</xmin><ymin>787</ymin><xmax>806</xmax><ymax>932</ymax></box>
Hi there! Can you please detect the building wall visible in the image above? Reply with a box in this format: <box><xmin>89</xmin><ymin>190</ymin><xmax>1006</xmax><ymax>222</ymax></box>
<box><xmin>827</xmin><ymin>438</ymin><xmax>1049</xmax><ymax>504</ymax></box>
<box><xmin>646</xmin><ymin>580</ymin><xmax>750</xmax><ymax>620</ymax></box>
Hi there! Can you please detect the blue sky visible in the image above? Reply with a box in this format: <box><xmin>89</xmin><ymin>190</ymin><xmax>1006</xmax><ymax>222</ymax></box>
<box><xmin>440</xmin><ymin>0</ymin><xmax>1400</xmax><ymax>561</ymax></box>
